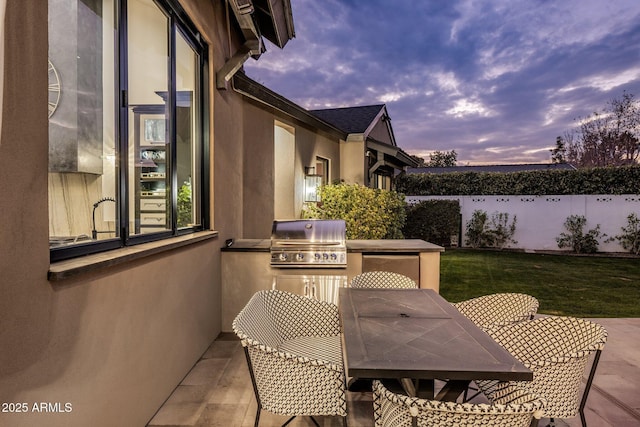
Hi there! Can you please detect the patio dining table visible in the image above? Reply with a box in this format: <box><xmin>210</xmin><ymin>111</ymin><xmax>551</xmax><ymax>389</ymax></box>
<box><xmin>339</xmin><ymin>288</ymin><xmax>532</xmax><ymax>400</ymax></box>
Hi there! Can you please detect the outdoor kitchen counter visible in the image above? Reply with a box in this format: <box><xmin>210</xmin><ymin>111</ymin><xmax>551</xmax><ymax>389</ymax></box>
<box><xmin>222</xmin><ymin>238</ymin><xmax>444</xmax><ymax>253</ymax></box>
<box><xmin>221</xmin><ymin>239</ymin><xmax>444</xmax><ymax>332</ymax></box>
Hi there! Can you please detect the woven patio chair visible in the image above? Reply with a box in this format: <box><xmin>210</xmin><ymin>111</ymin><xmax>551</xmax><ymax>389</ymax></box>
<box><xmin>232</xmin><ymin>289</ymin><xmax>347</xmax><ymax>427</ymax></box>
<box><xmin>372</xmin><ymin>379</ymin><xmax>546</xmax><ymax>427</ymax></box>
<box><xmin>452</xmin><ymin>293</ymin><xmax>539</xmax><ymax>332</ymax></box>
<box><xmin>350</xmin><ymin>271</ymin><xmax>417</xmax><ymax>289</ymax></box>
<box><xmin>476</xmin><ymin>316</ymin><xmax>607</xmax><ymax>427</ymax></box>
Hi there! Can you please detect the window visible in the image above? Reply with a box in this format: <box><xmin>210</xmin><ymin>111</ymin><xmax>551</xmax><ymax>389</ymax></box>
<box><xmin>315</xmin><ymin>156</ymin><xmax>330</xmax><ymax>185</ymax></box>
<box><xmin>48</xmin><ymin>0</ymin><xmax>208</xmax><ymax>262</ymax></box>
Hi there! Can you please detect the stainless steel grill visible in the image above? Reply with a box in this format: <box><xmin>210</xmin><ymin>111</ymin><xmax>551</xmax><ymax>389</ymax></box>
<box><xmin>270</xmin><ymin>219</ymin><xmax>347</xmax><ymax>268</ymax></box>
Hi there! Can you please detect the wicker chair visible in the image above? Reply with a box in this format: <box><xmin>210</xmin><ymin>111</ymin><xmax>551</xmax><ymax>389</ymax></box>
<box><xmin>476</xmin><ymin>316</ymin><xmax>607</xmax><ymax>427</ymax></box>
<box><xmin>350</xmin><ymin>271</ymin><xmax>417</xmax><ymax>289</ymax></box>
<box><xmin>452</xmin><ymin>293</ymin><xmax>539</xmax><ymax>332</ymax></box>
<box><xmin>372</xmin><ymin>379</ymin><xmax>546</xmax><ymax>427</ymax></box>
<box><xmin>232</xmin><ymin>289</ymin><xmax>347</xmax><ymax>427</ymax></box>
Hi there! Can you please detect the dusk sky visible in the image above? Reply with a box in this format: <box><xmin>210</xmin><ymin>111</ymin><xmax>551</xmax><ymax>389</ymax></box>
<box><xmin>244</xmin><ymin>0</ymin><xmax>640</xmax><ymax>165</ymax></box>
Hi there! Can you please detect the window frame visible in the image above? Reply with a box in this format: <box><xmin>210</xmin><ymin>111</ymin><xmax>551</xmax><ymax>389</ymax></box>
<box><xmin>49</xmin><ymin>0</ymin><xmax>209</xmax><ymax>263</ymax></box>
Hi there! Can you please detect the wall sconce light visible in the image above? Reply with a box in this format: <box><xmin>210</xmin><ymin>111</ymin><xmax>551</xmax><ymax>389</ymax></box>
<box><xmin>304</xmin><ymin>166</ymin><xmax>322</xmax><ymax>202</ymax></box>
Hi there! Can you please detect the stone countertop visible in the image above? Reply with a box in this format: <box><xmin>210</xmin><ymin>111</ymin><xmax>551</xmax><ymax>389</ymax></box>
<box><xmin>221</xmin><ymin>239</ymin><xmax>443</xmax><ymax>253</ymax></box>
<box><xmin>347</xmin><ymin>239</ymin><xmax>443</xmax><ymax>253</ymax></box>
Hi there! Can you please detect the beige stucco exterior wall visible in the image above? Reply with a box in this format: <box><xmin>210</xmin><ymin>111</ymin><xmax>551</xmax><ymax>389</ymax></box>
<box><xmin>240</xmin><ymin>101</ymin><xmax>342</xmax><ymax>238</ymax></box>
<box><xmin>0</xmin><ymin>1</ymin><xmax>248</xmax><ymax>426</ymax></box>
<box><xmin>340</xmin><ymin>137</ymin><xmax>366</xmax><ymax>185</ymax></box>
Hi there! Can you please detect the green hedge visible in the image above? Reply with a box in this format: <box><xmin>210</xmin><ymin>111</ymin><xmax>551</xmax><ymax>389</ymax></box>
<box><xmin>403</xmin><ymin>200</ymin><xmax>461</xmax><ymax>247</ymax></box>
<box><xmin>396</xmin><ymin>166</ymin><xmax>640</xmax><ymax>195</ymax></box>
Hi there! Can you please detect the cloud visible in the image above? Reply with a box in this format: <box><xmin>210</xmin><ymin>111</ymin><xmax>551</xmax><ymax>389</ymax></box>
<box><xmin>245</xmin><ymin>0</ymin><xmax>640</xmax><ymax>165</ymax></box>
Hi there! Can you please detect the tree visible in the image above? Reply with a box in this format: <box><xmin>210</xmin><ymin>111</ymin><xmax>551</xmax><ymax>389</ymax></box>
<box><xmin>409</xmin><ymin>154</ymin><xmax>427</xmax><ymax>167</ymax></box>
<box><xmin>561</xmin><ymin>92</ymin><xmax>640</xmax><ymax>167</ymax></box>
<box><xmin>427</xmin><ymin>150</ymin><xmax>457</xmax><ymax>167</ymax></box>
<box><xmin>550</xmin><ymin>136</ymin><xmax>567</xmax><ymax>163</ymax></box>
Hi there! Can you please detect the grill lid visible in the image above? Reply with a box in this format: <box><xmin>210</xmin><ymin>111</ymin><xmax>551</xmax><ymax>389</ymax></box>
<box><xmin>271</xmin><ymin>219</ymin><xmax>346</xmax><ymax>245</ymax></box>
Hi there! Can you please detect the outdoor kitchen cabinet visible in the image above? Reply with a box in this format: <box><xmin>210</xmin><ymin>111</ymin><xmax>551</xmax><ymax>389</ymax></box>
<box><xmin>221</xmin><ymin>239</ymin><xmax>444</xmax><ymax>332</ymax></box>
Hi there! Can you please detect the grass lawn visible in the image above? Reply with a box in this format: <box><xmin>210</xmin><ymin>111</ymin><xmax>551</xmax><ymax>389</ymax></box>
<box><xmin>439</xmin><ymin>249</ymin><xmax>640</xmax><ymax>318</ymax></box>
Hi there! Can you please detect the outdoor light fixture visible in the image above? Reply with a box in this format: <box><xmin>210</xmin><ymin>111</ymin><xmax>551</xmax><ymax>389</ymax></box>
<box><xmin>304</xmin><ymin>166</ymin><xmax>322</xmax><ymax>202</ymax></box>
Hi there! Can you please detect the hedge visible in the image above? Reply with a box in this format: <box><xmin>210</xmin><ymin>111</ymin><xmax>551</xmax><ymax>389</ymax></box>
<box><xmin>403</xmin><ymin>200</ymin><xmax>461</xmax><ymax>247</ymax></box>
<box><xmin>396</xmin><ymin>166</ymin><xmax>640</xmax><ymax>196</ymax></box>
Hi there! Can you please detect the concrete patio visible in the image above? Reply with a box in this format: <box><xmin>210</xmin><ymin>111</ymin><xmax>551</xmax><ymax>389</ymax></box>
<box><xmin>148</xmin><ymin>318</ymin><xmax>640</xmax><ymax>427</ymax></box>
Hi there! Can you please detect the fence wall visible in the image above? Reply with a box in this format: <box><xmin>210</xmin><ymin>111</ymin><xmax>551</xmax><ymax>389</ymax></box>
<box><xmin>406</xmin><ymin>194</ymin><xmax>640</xmax><ymax>252</ymax></box>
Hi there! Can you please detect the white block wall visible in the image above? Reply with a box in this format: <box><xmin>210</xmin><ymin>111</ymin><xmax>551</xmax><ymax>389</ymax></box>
<box><xmin>406</xmin><ymin>195</ymin><xmax>640</xmax><ymax>252</ymax></box>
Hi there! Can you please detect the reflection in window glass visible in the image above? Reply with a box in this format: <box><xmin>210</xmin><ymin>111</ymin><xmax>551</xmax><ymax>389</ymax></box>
<box><xmin>48</xmin><ymin>0</ymin><xmax>118</xmax><ymax>248</ymax></box>
<box><xmin>127</xmin><ymin>0</ymin><xmax>170</xmax><ymax>236</ymax></box>
<box><xmin>176</xmin><ymin>29</ymin><xmax>201</xmax><ymax>229</ymax></box>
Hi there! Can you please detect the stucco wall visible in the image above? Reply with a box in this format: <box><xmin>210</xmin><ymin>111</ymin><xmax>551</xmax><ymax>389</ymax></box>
<box><xmin>340</xmin><ymin>138</ymin><xmax>366</xmax><ymax>184</ymax></box>
<box><xmin>240</xmin><ymin>102</ymin><xmax>342</xmax><ymax>238</ymax></box>
<box><xmin>0</xmin><ymin>1</ymin><xmax>241</xmax><ymax>426</ymax></box>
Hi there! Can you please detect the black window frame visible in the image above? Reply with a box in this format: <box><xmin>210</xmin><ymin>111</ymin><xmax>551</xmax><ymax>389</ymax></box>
<box><xmin>49</xmin><ymin>0</ymin><xmax>209</xmax><ymax>263</ymax></box>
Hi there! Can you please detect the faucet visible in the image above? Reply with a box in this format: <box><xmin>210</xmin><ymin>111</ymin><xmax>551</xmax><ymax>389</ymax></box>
<box><xmin>92</xmin><ymin>197</ymin><xmax>116</xmax><ymax>240</ymax></box>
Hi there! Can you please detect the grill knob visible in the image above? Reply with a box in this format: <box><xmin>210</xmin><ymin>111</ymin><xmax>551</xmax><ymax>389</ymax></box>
<box><xmin>314</xmin><ymin>253</ymin><xmax>321</xmax><ymax>261</ymax></box>
<box><xmin>322</xmin><ymin>253</ymin><xmax>329</xmax><ymax>260</ymax></box>
<box><xmin>330</xmin><ymin>253</ymin><xmax>337</xmax><ymax>260</ymax></box>
<box><xmin>295</xmin><ymin>253</ymin><xmax>305</xmax><ymax>261</ymax></box>
<box><xmin>279</xmin><ymin>253</ymin><xmax>288</xmax><ymax>262</ymax></box>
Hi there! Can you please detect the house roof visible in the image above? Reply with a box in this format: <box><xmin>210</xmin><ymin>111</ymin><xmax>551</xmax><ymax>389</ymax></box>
<box><xmin>368</xmin><ymin>139</ymin><xmax>420</xmax><ymax>169</ymax></box>
<box><xmin>232</xmin><ymin>72</ymin><xmax>346</xmax><ymax>139</ymax></box>
<box><xmin>310</xmin><ymin>105</ymin><xmax>386</xmax><ymax>135</ymax></box>
<box><xmin>232</xmin><ymin>74</ymin><xmax>417</xmax><ymax>170</ymax></box>
<box><xmin>408</xmin><ymin>163</ymin><xmax>577</xmax><ymax>174</ymax></box>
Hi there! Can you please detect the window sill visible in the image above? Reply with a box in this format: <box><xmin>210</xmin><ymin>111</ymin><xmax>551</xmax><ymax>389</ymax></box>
<box><xmin>48</xmin><ymin>230</ymin><xmax>219</xmax><ymax>281</ymax></box>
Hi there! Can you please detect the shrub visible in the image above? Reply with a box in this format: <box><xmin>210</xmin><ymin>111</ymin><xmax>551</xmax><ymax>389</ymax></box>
<box><xmin>465</xmin><ymin>210</ymin><xmax>517</xmax><ymax>249</ymax></box>
<box><xmin>177</xmin><ymin>179</ymin><xmax>192</xmax><ymax>227</ymax></box>
<box><xmin>403</xmin><ymin>200</ymin><xmax>461</xmax><ymax>246</ymax></box>
<box><xmin>608</xmin><ymin>213</ymin><xmax>640</xmax><ymax>255</ymax></box>
<box><xmin>302</xmin><ymin>183</ymin><xmax>406</xmax><ymax>239</ymax></box>
<box><xmin>465</xmin><ymin>210</ymin><xmax>491</xmax><ymax>248</ymax></box>
<box><xmin>489</xmin><ymin>212</ymin><xmax>518</xmax><ymax>249</ymax></box>
<box><xmin>556</xmin><ymin>215</ymin><xmax>604</xmax><ymax>253</ymax></box>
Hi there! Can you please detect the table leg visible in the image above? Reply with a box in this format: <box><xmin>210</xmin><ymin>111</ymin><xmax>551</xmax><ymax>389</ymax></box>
<box><xmin>400</xmin><ymin>378</ymin><xmax>435</xmax><ymax>399</ymax></box>
<box><xmin>435</xmin><ymin>380</ymin><xmax>471</xmax><ymax>402</ymax></box>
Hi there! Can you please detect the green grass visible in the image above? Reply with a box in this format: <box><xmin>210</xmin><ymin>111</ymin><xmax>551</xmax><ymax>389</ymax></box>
<box><xmin>440</xmin><ymin>249</ymin><xmax>640</xmax><ymax>317</ymax></box>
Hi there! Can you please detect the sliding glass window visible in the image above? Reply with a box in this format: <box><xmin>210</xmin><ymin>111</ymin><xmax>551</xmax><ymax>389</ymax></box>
<box><xmin>48</xmin><ymin>0</ymin><xmax>208</xmax><ymax>262</ymax></box>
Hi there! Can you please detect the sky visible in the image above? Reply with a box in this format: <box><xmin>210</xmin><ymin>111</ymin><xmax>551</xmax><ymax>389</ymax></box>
<box><xmin>244</xmin><ymin>0</ymin><xmax>640</xmax><ymax>165</ymax></box>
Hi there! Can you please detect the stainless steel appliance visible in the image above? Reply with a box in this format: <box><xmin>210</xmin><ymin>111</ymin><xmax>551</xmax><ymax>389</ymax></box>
<box><xmin>270</xmin><ymin>219</ymin><xmax>347</xmax><ymax>268</ymax></box>
<box><xmin>272</xmin><ymin>275</ymin><xmax>348</xmax><ymax>304</ymax></box>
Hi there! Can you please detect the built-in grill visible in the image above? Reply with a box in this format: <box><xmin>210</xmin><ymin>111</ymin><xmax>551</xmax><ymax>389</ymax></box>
<box><xmin>270</xmin><ymin>219</ymin><xmax>347</xmax><ymax>268</ymax></box>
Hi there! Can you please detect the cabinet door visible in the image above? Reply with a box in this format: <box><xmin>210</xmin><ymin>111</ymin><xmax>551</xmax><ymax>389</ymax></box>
<box><xmin>362</xmin><ymin>255</ymin><xmax>419</xmax><ymax>283</ymax></box>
